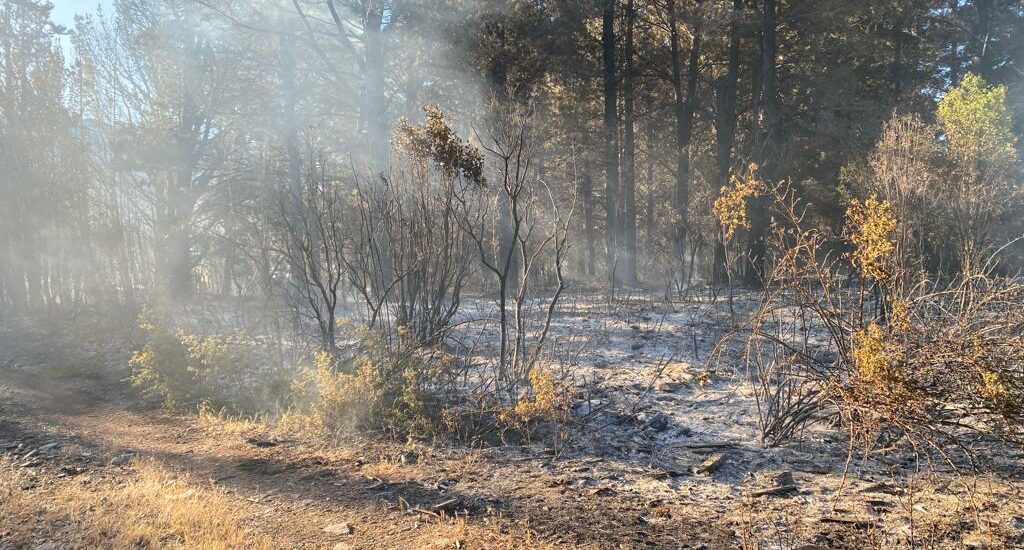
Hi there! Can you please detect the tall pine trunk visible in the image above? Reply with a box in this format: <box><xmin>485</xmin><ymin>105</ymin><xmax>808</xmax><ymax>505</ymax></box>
<box><xmin>622</xmin><ymin>0</ymin><xmax>638</xmax><ymax>284</ymax></box>
<box><xmin>713</xmin><ymin>0</ymin><xmax>742</xmax><ymax>285</ymax></box>
<box><xmin>669</xmin><ymin>0</ymin><xmax>700</xmax><ymax>290</ymax></box>
<box><xmin>602</xmin><ymin>0</ymin><xmax>621</xmax><ymax>287</ymax></box>
<box><xmin>748</xmin><ymin>0</ymin><xmax>779</xmax><ymax>286</ymax></box>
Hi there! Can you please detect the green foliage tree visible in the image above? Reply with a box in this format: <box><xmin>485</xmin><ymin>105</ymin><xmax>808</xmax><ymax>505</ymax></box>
<box><xmin>937</xmin><ymin>73</ymin><xmax>1019</xmax><ymax>274</ymax></box>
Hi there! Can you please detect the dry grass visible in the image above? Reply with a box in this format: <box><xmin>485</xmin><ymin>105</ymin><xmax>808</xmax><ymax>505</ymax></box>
<box><xmin>195</xmin><ymin>402</ymin><xmax>272</xmax><ymax>437</ymax></box>
<box><xmin>0</xmin><ymin>456</ymin><xmax>272</xmax><ymax>549</ymax></box>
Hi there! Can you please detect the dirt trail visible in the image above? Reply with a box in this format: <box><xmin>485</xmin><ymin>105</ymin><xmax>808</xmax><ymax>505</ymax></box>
<box><xmin>0</xmin><ymin>365</ymin><xmax>738</xmax><ymax>549</ymax></box>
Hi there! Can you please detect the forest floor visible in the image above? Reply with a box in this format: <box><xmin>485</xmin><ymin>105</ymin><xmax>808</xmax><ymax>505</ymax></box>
<box><xmin>1</xmin><ymin>293</ymin><xmax>1023</xmax><ymax>549</ymax></box>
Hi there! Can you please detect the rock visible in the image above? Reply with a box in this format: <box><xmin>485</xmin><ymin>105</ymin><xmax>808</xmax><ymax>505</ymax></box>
<box><xmin>859</xmin><ymin>482</ymin><xmax>903</xmax><ymax>495</ymax></box>
<box><xmin>747</xmin><ymin>470</ymin><xmax>798</xmax><ymax>497</ymax></box>
<box><xmin>432</xmin><ymin>498</ymin><xmax>461</xmax><ymax>513</ymax></box>
<box><xmin>110</xmin><ymin>452</ymin><xmax>134</xmax><ymax>466</ymax></box>
<box><xmin>773</xmin><ymin>471</ymin><xmax>795</xmax><ymax>487</ymax></box>
<box><xmin>748</xmin><ymin>484</ymin><xmax>798</xmax><ymax>498</ymax></box>
<box><xmin>435</xmin><ymin>478</ymin><xmax>457</xmax><ymax>492</ymax></box>
<box><xmin>694</xmin><ymin>453</ymin><xmax>727</xmax><ymax>475</ymax></box>
<box><xmin>323</xmin><ymin>522</ymin><xmax>354</xmax><ymax>535</ymax></box>
<box><xmin>643</xmin><ymin>413</ymin><xmax>669</xmax><ymax>432</ymax></box>
<box><xmin>398</xmin><ymin>451</ymin><xmax>418</xmax><ymax>465</ymax></box>
<box><xmin>34</xmin><ymin>543</ymin><xmax>71</xmax><ymax>550</ymax></box>
<box><xmin>332</xmin><ymin>544</ymin><xmax>354</xmax><ymax>550</ymax></box>
<box><xmin>58</xmin><ymin>466</ymin><xmax>86</xmax><ymax>477</ymax></box>
<box><xmin>655</xmin><ymin>380</ymin><xmax>685</xmax><ymax>392</ymax></box>
<box><xmin>650</xmin><ymin>469</ymin><xmax>684</xmax><ymax>480</ymax></box>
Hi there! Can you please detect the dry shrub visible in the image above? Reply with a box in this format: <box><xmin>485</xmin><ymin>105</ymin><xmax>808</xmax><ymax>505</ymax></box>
<box><xmin>845</xmin><ymin>195</ymin><xmax>897</xmax><ymax>284</ymax></box>
<box><xmin>345</xmin><ymin>108</ymin><xmax>480</xmax><ymax>346</ymax></box>
<box><xmin>713</xmin><ymin>162</ymin><xmax>762</xmax><ymax>242</ymax></box>
<box><xmin>284</xmin><ymin>330</ymin><xmax>443</xmax><ymax>438</ymax></box>
<box><xmin>739</xmin><ymin>180</ymin><xmax>1024</xmax><ymax>456</ymax></box>
<box><xmin>499</xmin><ymin>366</ymin><xmax>570</xmax><ymax>428</ymax></box>
<box><xmin>129</xmin><ymin>315</ymin><xmax>288</xmax><ymax>413</ymax></box>
<box><xmin>0</xmin><ymin>456</ymin><xmax>271</xmax><ymax>549</ymax></box>
<box><xmin>282</xmin><ymin>334</ymin><xmax>573</xmax><ymax>443</ymax></box>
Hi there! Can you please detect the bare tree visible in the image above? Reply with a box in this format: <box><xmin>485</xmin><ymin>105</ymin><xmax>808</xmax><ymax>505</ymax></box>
<box><xmin>275</xmin><ymin>148</ymin><xmax>346</xmax><ymax>353</ymax></box>
<box><xmin>343</xmin><ymin>159</ymin><xmax>475</xmax><ymax>346</ymax></box>
<box><xmin>456</xmin><ymin>99</ymin><xmax>575</xmax><ymax>397</ymax></box>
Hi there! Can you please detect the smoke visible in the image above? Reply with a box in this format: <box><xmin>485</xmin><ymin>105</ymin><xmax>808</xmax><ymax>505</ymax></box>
<box><xmin>0</xmin><ymin>0</ymin><xmax>582</xmax><ymax>351</ymax></box>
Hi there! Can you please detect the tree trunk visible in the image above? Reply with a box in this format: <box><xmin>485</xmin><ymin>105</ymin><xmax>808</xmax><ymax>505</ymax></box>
<box><xmin>581</xmin><ymin>167</ymin><xmax>597</xmax><ymax>278</ymax></box>
<box><xmin>948</xmin><ymin>0</ymin><xmax>960</xmax><ymax>85</ymax></box>
<box><xmin>602</xmin><ymin>0</ymin><xmax>621</xmax><ymax>287</ymax></box>
<box><xmin>669</xmin><ymin>0</ymin><xmax>700</xmax><ymax>290</ymax></box>
<box><xmin>622</xmin><ymin>0</ymin><xmax>638</xmax><ymax>284</ymax></box>
<box><xmin>891</xmin><ymin>7</ymin><xmax>907</xmax><ymax>103</ymax></box>
<box><xmin>280</xmin><ymin>34</ymin><xmax>303</xmax><ymax>202</ymax></box>
<box><xmin>644</xmin><ymin>122</ymin><xmax>656</xmax><ymax>259</ymax></box>
<box><xmin>972</xmin><ymin>0</ymin><xmax>994</xmax><ymax>80</ymax></box>
<box><xmin>363</xmin><ymin>2</ymin><xmax>388</xmax><ymax>173</ymax></box>
<box><xmin>713</xmin><ymin>0</ymin><xmax>742</xmax><ymax>285</ymax></box>
<box><xmin>748</xmin><ymin>0</ymin><xmax>779</xmax><ymax>286</ymax></box>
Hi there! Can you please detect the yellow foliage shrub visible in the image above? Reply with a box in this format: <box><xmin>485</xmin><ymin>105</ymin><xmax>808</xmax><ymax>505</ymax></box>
<box><xmin>287</xmin><ymin>336</ymin><xmax>435</xmax><ymax>437</ymax></box>
<box><xmin>845</xmin><ymin>195</ymin><xmax>897</xmax><ymax>282</ymax></box>
<box><xmin>129</xmin><ymin>316</ymin><xmax>282</xmax><ymax>412</ymax></box>
<box><xmin>713</xmin><ymin>163</ymin><xmax>762</xmax><ymax>241</ymax></box>
<box><xmin>889</xmin><ymin>296</ymin><xmax>912</xmax><ymax>332</ymax></box>
<box><xmin>966</xmin><ymin>337</ymin><xmax>1023</xmax><ymax>419</ymax></box>
<box><xmin>852</xmin><ymin>323</ymin><xmax>902</xmax><ymax>388</ymax></box>
<box><xmin>500</xmin><ymin>367</ymin><xmax>567</xmax><ymax>428</ymax></box>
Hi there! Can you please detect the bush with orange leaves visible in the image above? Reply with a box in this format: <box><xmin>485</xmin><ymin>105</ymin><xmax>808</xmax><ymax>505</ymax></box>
<box><xmin>731</xmin><ymin>180</ymin><xmax>1024</xmax><ymax>458</ymax></box>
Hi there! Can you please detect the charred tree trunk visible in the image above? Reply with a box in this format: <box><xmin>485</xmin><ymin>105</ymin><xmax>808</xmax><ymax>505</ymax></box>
<box><xmin>713</xmin><ymin>0</ymin><xmax>742</xmax><ymax>286</ymax></box>
<box><xmin>582</xmin><ymin>167</ymin><xmax>598</xmax><ymax>278</ymax></box>
<box><xmin>602</xmin><ymin>0</ymin><xmax>621</xmax><ymax>287</ymax></box>
<box><xmin>622</xmin><ymin>0</ymin><xmax>638</xmax><ymax>284</ymax></box>
<box><xmin>891</xmin><ymin>7</ymin><xmax>907</xmax><ymax>103</ymax></box>
<box><xmin>948</xmin><ymin>0</ymin><xmax>960</xmax><ymax>85</ymax></box>
<box><xmin>972</xmin><ymin>0</ymin><xmax>994</xmax><ymax>80</ymax></box>
<box><xmin>280</xmin><ymin>34</ymin><xmax>303</xmax><ymax>203</ymax></box>
<box><xmin>644</xmin><ymin>122</ymin><xmax>656</xmax><ymax>260</ymax></box>
<box><xmin>748</xmin><ymin>0</ymin><xmax>779</xmax><ymax>286</ymax></box>
<box><xmin>669</xmin><ymin>0</ymin><xmax>700</xmax><ymax>289</ymax></box>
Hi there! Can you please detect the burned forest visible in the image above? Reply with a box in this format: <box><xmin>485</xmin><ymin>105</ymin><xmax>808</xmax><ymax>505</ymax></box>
<box><xmin>3</xmin><ymin>0</ymin><xmax>1024</xmax><ymax>548</ymax></box>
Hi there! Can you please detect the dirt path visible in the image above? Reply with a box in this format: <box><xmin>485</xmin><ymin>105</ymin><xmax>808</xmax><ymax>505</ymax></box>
<box><xmin>0</xmin><ymin>365</ymin><xmax>740</xmax><ymax>549</ymax></box>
